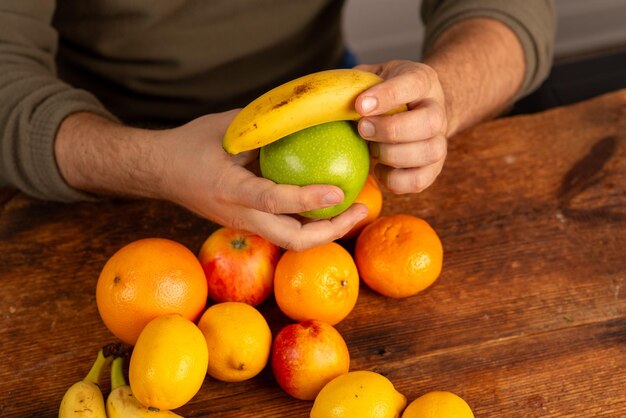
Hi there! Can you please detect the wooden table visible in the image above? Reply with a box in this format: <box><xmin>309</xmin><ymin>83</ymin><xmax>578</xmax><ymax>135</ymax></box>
<box><xmin>1</xmin><ymin>90</ymin><xmax>624</xmax><ymax>417</ymax></box>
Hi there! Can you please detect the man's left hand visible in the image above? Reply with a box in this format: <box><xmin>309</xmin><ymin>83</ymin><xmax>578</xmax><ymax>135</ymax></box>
<box><xmin>355</xmin><ymin>60</ymin><xmax>448</xmax><ymax>194</ymax></box>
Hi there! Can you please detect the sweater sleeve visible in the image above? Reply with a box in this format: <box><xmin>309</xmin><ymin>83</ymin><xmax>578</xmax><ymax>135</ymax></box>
<box><xmin>0</xmin><ymin>1</ymin><xmax>115</xmax><ymax>201</ymax></box>
<box><xmin>420</xmin><ymin>0</ymin><xmax>556</xmax><ymax>99</ymax></box>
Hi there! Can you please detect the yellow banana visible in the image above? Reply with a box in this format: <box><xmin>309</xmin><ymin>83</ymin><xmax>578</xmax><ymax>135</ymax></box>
<box><xmin>58</xmin><ymin>349</ymin><xmax>111</xmax><ymax>418</ymax></box>
<box><xmin>222</xmin><ymin>68</ymin><xmax>405</xmax><ymax>154</ymax></box>
<box><xmin>106</xmin><ymin>357</ymin><xmax>183</xmax><ymax>418</ymax></box>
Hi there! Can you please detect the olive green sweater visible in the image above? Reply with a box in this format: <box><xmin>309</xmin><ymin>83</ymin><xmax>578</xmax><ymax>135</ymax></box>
<box><xmin>0</xmin><ymin>0</ymin><xmax>555</xmax><ymax>201</ymax></box>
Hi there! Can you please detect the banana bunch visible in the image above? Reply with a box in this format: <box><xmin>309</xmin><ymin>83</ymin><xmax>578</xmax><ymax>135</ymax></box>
<box><xmin>222</xmin><ymin>68</ymin><xmax>405</xmax><ymax>154</ymax></box>
<box><xmin>106</xmin><ymin>357</ymin><xmax>183</xmax><ymax>418</ymax></box>
<box><xmin>58</xmin><ymin>349</ymin><xmax>111</xmax><ymax>418</ymax></box>
<box><xmin>59</xmin><ymin>347</ymin><xmax>183</xmax><ymax>417</ymax></box>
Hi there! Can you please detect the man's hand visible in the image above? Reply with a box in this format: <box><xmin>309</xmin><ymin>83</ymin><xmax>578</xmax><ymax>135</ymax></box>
<box><xmin>55</xmin><ymin>111</ymin><xmax>368</xmax><ymax>251</ymax></box>
<box><xmin>354</xmin><ymin>18</ymin><xmax>526</xmax><ymax>196</ymax></box>
<box><xmin>157</xmin><ymin>111</ymin><xmax>368</xmax><ymax>250</ymax></box>
<box><xmin>354</xmin><ymin>60</ymin><xmax>448</xmax><ymax>195</ymax></box>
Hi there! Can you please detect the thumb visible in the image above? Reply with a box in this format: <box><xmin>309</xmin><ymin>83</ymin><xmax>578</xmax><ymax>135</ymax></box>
<box><xmin>215</xmin><ymin>108</ymin><xmax>257</xmax><ymax>166</ymax></box>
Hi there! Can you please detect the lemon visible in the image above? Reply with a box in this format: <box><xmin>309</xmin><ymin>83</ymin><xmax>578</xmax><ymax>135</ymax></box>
<box><xmin>129</xmin><ymin>313</ymin><xmax>208</xmax><ymax>411</ymax></box>
<box><xmin>311</xmin><ymin>370</ymin><xmax>407</xmax><ymax>418</ymax></box>
<box><xmin>402</xmin><ymin>391</ymin><xmax>474</xmax><ymax>418</ymax></box>
<box><xmin>197</xmin><ymin>302</ymin><xmax>272</xmax><ymax>382</ymax></box>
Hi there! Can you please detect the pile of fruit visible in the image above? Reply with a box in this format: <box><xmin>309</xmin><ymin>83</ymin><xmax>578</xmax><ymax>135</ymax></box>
<box><xmin>59</xmin><ymin>69</ymin><xmax>473</xmax><ymax>418</ymax></box>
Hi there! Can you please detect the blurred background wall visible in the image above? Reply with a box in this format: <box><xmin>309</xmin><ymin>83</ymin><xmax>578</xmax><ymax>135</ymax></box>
<box><xmin>343</xmin><ymin>0</ymin><xmax>626</xmax><ymax>64</ymax></box>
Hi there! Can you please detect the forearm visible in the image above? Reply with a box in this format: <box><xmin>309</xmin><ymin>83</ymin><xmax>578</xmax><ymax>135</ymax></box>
<box><xmin>54</xmin><ymin>112</ymin><xmax>167</xmax><ymax>199</ymax></box>
<box><xmin>0</xmin><ymin>2</ymin><xmax>119</xmax><ymax>201</ymax></box>
<box><xmin>423</xmin><ymin>18</ymin><xmax>525</xmax><ymax>136</ymax></box>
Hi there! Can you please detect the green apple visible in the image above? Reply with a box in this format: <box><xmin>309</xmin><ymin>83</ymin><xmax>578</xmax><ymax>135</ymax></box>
<box><xmin>260</xmin><ymin>121</ymin><xmax>370</xmax><ymax>219</ymax></box>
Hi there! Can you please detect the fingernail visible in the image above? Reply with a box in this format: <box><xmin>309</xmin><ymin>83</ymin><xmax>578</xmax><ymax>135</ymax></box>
<box><xmin>360</xmin><ymin>120</ymin><xmax>375</xmax><ymax>138</ymax></box>
<box><xmin>322</xmin><ymin>191</ymin><xmax>343</xmax><ymax>205</ymax></box>
<box><xmin>361</xmin><ymin>96</ymin><xmax>378</xmax><ymax>114</ymax></box>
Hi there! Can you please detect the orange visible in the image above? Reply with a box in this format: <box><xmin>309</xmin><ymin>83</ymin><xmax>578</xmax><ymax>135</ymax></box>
<box><xmin>402</xmin><ymin>391</ymin><xmax>474</xmax><ymax>417</ymax></box>
<box><xmin>343</xmin><ymin>174</ymin><xmax>383</xmax><ymax>239</ymax></box>
<box><xmin>96</xmin><ymin>238</ymin><xmax>208</xmax><ymax>345</ymax></box>
<box><xmin>354</xmin><ymin>214</ymin><xmax>443</xmax><ymax>298</ymax></box>
<box><xmin>274</xmin><ymin>242</ymin><xmax>359</xmax><ymax>325</ymax></box>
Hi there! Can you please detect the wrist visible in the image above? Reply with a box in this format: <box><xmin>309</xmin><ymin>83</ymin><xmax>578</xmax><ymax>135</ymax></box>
<box><xmin>55</xmin><ymin>112</ymin><xmax>167</xmax><ymax>199</ymax></box>
<box><xmin>423</xmin><ymin>18</ymin><xmax>525</xmax><ymax>137</ymax></box>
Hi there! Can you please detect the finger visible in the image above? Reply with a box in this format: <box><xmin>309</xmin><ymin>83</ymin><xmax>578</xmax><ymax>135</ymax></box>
<box><xmin>371</xmin><ymin>135</ymin><xmax>447</xmax><ymax>169</ymax></box>
<box><xmin>355</xmin><ymin>64</ymin><xmax>436</xmax><ymax>116</ymax></box>
<box><xmin>358</xmin><ymin>100</ymin><xmax>445</xmax><ymax>143</ymax></box>
<box><xmin>223</xmin><ymin>168</ymin><xmax>346</xmax><ymax>214</ymax></box>
<box><xmin>249</xmin><ymin>203</ymin><xmax>369</xmax><ymax>251</ymax></box>
<box><xmin>375</xmin><ymin>160</ymin><xmax>444</xmax><ymax>194</ymax></box>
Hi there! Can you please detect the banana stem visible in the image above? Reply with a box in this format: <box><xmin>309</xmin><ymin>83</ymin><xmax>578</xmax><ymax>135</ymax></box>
<box><xmin>84</xmin><ymin>349</ymin><xmax>111</xmax><ymax>384</ymax></box>
<box><xmin>110</xmin><ymin>357</ymin><xmax>127</xmax><ymax>391</ymax></box>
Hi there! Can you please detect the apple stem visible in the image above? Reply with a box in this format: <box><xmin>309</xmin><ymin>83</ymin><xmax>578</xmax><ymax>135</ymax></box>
<box><xmin>231</xmin><ymin>237</ymin><xmax>247</xmax><ymax>250</ymax></box>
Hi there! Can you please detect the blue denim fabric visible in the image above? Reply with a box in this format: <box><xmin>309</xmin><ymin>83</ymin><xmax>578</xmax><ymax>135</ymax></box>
<box><xmin>340</xmin><ymin>48</ymin><xmax>359</xmax><ymax>69</ymax></box>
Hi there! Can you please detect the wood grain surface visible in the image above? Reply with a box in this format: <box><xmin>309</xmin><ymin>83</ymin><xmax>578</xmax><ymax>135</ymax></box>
<box><xmin>0</xmin><ymin>89</ymin><xmax>624</xmax><ymax>417</ymax></box>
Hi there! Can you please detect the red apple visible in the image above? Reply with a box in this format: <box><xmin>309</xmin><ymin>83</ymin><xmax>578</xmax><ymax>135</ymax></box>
<box><xmin>271</xmin><ymin>320</ymin><xmax>350</xmax><ymax>400</ymax></box>
<box><xmin>198</xmin><ymin>227</ymin><xmax>280</xmax><ymax>306</ymax></box>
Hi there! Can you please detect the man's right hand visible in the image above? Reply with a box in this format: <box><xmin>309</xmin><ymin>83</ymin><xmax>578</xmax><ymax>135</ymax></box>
<box><xmin>55</xmin><ymin>111</ymin><xmax>368</xmax><ymax>251</ymax></box>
